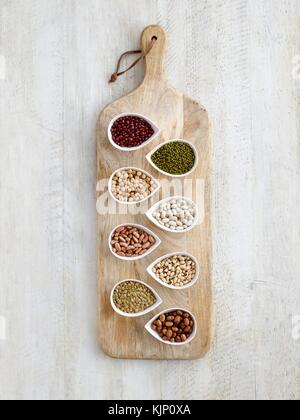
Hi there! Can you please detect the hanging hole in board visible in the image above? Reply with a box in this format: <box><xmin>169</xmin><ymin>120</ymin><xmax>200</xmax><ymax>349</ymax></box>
<box><xmin>152</xmin><ymin>36</ymin><xmax>158</xmax><ymax>41</ymax></box>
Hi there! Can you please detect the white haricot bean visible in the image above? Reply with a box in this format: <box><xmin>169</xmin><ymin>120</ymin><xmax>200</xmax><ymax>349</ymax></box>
<box><xmin>153</xmin><ymin>198</ymin><xmax>196</xmax><ymax>231</ymax></box>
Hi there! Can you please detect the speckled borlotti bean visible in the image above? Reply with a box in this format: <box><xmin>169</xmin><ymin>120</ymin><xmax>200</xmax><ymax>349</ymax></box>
<box><xmin>111</xmin><ymin>226</ymin><xmax>156</xmax><ymax>258</ymax></box>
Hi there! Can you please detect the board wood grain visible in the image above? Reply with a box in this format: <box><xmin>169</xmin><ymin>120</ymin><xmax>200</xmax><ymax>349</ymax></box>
<box><xmin>97</xmin><ymin>25</ymin><xmax>213</xmax><ymax>359</ymax></box>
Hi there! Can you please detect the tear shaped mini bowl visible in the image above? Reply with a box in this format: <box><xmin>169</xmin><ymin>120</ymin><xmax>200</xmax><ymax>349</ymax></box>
<box><xmin>145</xmin><ymin>308</ymin><xmax>198</xmax><ymax>346</ymax></box>
<box><xmin>146</xmin><ymin>196</ymin><xmax>199</xmax><ymax>234</ymax></box>
<box><xmin>108</xmin><ymin>167</ymin><xmax>161</xmax><ymax>205</ymax></box>
<box><xmin>147</xmin><ymin>252</ymin><xmax>200</xmax><ymax>290</ymax></box>
<box><xmin>109</xmin><ymin>223</ymin><xmax>161</xmax><ymax>261</ymax></box>
<box><xmin>108</xmin><ymin>113</ymin><xmax>161</xmax><ymax>152</ymax></box>
<box><xmin>146</xmin><ymin>139</ymin><xmax>199</xmax><ymax>178</ymax></box>
<box><xmin>111</xmin><ymin>279</ymin><xmax>163</xmax><ymax>318</ymax></box>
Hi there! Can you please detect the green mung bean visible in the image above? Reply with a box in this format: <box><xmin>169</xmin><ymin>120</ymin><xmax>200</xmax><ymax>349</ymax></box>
<box><xmin>151</xmin><ymin>141</ymin><xmax>196</xmax><ymax>175</ymax></box>
<box><xmin>113</xmin><ymin>281</ymin><xmax>157</xmax><ymax>314</ymax></box>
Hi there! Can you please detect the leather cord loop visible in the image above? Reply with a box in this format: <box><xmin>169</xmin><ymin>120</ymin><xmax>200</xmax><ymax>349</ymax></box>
<box><xmin>109</xmin><ymin>38</ymin><xmax>157</xmax><ymax>83</ymax></box>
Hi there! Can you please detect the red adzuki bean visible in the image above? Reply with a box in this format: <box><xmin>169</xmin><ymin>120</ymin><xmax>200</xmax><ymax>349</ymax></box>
<box><xmin>111</xmin><ymin>116</ymin><xmax>154</xmax><ymax>148</ymax></box>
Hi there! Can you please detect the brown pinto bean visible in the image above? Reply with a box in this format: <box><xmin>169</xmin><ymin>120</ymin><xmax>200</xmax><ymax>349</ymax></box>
<box><xmin>181</xmin><ymin>334</ymin><xmax>187</xmax><ymax>342</ymax></box>
<box><xmin>111</xmin><ymin>226</ymin><xmax>156</xmax><ymax>258</ymax></box>
<box><xmin>117</xmin><ymin>252</ymin><xmax>126</xmax><ymax>257</ymax></box>
<box><xmin>166</xmin><ymin>330</ymin><xmax>173</xmax><ymax>339</ymax></box>
<box><xmin>184</xmin><ymin>318</ymin><xmax>190</xmax><ymax>326</ymax></box>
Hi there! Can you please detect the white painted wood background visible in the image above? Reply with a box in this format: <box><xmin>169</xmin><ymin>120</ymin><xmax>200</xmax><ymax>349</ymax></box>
<box><xmin>0</xmin><ymin>0</ymin><xmax>299</xmax><ymax>400</ymax></box>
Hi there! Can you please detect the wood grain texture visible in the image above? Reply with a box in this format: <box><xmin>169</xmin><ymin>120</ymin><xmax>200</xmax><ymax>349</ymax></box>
<box><xmin>97</xmin><ymin>25</ymin><xmax>212</xmax><ymax>360</ymax></box>
<box><xmin>0</xmin><ymin>0</ymin><xmax>299</xmax><ymax>400</ymax></box>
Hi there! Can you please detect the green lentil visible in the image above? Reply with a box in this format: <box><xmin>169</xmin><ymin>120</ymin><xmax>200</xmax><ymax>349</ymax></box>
<box><xmin>113</xmin><ymin>281</ymin><xmax>157</xmax><ymax>314</ymax></box>
<box><xmin>151</xmin><ymin>141</ymin><xmax>196</xmax><ymax>175</ymax></box>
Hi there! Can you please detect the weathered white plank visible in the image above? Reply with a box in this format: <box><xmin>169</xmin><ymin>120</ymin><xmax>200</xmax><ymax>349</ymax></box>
<box><xmin>0</xmin><ymin>0</ymin><xmax>65</xmax><ymax>400</ymax></box>
<box><xmin>249</xmin><ymin>0</ymin><xmax>300</xmax><ymax>401</ymax></box>
<box><xmin>0</xmin><ymin>0</ymin><xmax>299</xmax><ymax>400</ymax></box>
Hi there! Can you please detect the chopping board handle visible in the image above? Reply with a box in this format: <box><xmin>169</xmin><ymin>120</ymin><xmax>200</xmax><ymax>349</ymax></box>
<box><xmin>141</xmin><ymin>25</ymin><xmax>168</xmax><ymax>81</ymax></box>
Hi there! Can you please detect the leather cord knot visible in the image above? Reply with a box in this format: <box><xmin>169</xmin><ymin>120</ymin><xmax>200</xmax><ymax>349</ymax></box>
<box><xmin>109</xmin><ymin>72</ymin><xmax>119</xmax><ymax>83</ymax></box>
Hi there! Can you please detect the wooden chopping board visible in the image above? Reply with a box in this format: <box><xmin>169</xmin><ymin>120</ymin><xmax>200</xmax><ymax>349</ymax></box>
<box><xmin>97</xmin><ymin>25</ymin><xmax>213</xmax><ymax>359</ymax></box>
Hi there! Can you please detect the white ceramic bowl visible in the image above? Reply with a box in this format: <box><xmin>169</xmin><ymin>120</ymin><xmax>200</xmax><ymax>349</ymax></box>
<box><xmin>145</xmin><ymin>308</ymin><xmax>198</xmax><ymax>346</ymax></box>
<box><xmin>146</xmin><ymin>139</ymin><xmax>199</xmax><ymax>178</ymax></box>
<box><xmin>147</xmin><ymin>252</ymin><xmax>200</xmax><ymax>290</ymax></box>
<box><xmin>108</xmin><ymin>167</ymin><xmax>161</xmax><ymax>205</ymax></box>
<box><xmin>146</xmin><ymin>196</ymin><xmax>199</xmax><ymax>234</ymax></box>
<box><xmin>111</xmin><ymin>279</ymin><xmax>163</xmax><ymax>318</ymax></box>
<box><xmin>109</xmin><ymin>223</ymin><xmax>161</xmax><ymax>261</ymax></box>
<box><xmin>108</xmin><ymin>113</ymin><xmax>160</xmax><ymax>152</ymax></box>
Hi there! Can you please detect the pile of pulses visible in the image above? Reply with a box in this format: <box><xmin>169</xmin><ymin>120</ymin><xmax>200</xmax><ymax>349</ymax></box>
<box><xmin>111</xmin><ymin>169</ymin><xmax>156</xmax><ymax>203</ymax></box>
<box><xmin>111</xmin><ymin>115</ymin><xmax>154</xmax><ymax>148</ymax></box>
<box><xmin>153</xmin><ymin>198</ymin><xmax>196</xmax><ymax>231</ymax></box>
<box><xmin>152</xmin><ymin>310</ymin><xmax>194</xmax><ymax>343</ymax></box>
<box><xmin>151</xmin><ymin>141</ymin><xmax>196</xmax><ymax>175</ymax></box>
<box><xmin>153</xmin><ymin>255</ymin><xmax>196</xmax><ymax>287</ymax></box>
<box><xmin>111</xmin><ymin>226</ymin><xmax>156</xmax><ymax>258</ymax></box>
<box><xmin>113</xmin><ymin>281</ymin><xmax>157</xmax><ymax>314</ymax></box>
